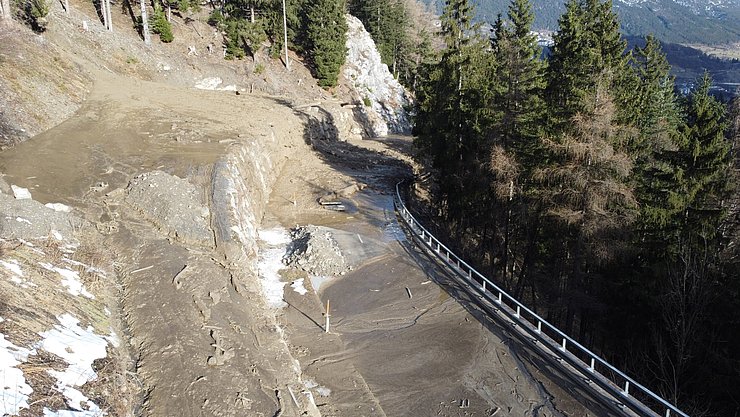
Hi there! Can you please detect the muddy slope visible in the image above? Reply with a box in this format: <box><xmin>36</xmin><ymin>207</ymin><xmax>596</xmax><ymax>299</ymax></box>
<box><xmin>0</xmin><ymin>73</ymin><xmax>329</xmax><ymax>416</ymax></box>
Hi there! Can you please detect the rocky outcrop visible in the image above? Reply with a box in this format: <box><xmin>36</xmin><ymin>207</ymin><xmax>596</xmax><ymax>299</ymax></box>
<box><xmin>343</xmin><ymin>14</ymin><xmax>412</xmax><ymax>137</ymax></box>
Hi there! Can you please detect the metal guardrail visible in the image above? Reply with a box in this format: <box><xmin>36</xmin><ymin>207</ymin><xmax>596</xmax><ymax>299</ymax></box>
<box><xmin>393</xmin><ymin>182</ymin><xmax>690</xmax><ymax>417</ymax></box>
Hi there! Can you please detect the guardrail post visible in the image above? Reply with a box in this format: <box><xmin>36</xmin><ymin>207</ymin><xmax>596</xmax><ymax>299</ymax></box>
<box><xmin>665</xmin><ymin>409</ymin><xmax>670</xmax><ymax>417</ymax></box>
<box><xmin>515</xmin><ymin>306</ymin><xmax>521</xmax><ymax>318</ymax></box>
<box><xmin>497</xmin><ymin>292</ymin><xmax>502</xmax><ymax>304</ymax></box>
<box><xmin>623</xmin><ymin>381</ymin><xmax>630</xmax><ymax>396</ymax></box>
<box><xmin>536</xmin><ymin>321</ymin><xmax>541</xmax><ymax>334</ymax></box>
<box><xmin>481</xmin><ymin>281</ymin><xmax>486</xmax><ymax>292</ymax></box>
<box><xmin>589</xmin><ymin>358</ymin><xmax>595</xmax><ymax>372</ymax></box>
<box><xmin>561</xmin><ymin>338</ymin><xmax>567</xmax><ymax>351</ymax></box>
<box><xmin>468</xmin><ymin>269</ymin><xmax>472</xmax><ymax>280</ymax></box>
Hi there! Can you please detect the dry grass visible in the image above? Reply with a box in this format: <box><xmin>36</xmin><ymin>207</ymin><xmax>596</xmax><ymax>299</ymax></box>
<box><xmin>0</xmin><ymin>237</ymin><xmax>137</xmax><ymax>416</ymax></box>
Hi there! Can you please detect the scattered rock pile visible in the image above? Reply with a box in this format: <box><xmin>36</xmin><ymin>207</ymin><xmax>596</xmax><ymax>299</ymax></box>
<box><xmin>284</xmin><ymin>226</ymin><xmax>350</xmax><ymax>276</ymax></box>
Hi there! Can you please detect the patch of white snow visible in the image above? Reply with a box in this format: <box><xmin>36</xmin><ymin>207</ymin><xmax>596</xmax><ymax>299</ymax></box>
<box><xmin>257</xmin><ymin>228</ymin><xmax>290</xmax><ymax>308</ymax></box>
<box><xmin>37</xmin><ymin>314</ymin><xmax>110</xmax><ymax>416</ymax></box>
<box><xmin>1</xmin><ymin>259</ymin><xmax>24</xmax><ymax>277</ymax></box>
<box><xmin>290</xmin><ymin>278</ymin><xmax>308</xmax><ymax>295</ymax></box>
<box><xmin>1</xmin><ymin>333</ymin><xmax>34</xmax><ymax>416</ymax></box>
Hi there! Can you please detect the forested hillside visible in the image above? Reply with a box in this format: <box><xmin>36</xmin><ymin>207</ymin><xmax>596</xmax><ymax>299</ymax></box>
<box><xmin>411</xmin><ymin>0</ymin><xmax>740</xmax><ymax>415</ymax></box>
<box><xmin>422</xmin><ymin>0</ymin><xmax>740</xmax><ymax>45</ymax></box>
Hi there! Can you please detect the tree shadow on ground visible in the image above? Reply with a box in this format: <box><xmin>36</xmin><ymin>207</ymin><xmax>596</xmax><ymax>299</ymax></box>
<box><xmin>395</xmin><ymin>227</ymin><xmax>634</xmax><ymax>417</ymax></box>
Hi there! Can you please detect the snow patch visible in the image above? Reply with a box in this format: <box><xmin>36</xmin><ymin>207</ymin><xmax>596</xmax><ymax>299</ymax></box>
<box><xmin>15</xmin><ymin>217</ymin><xmax>32</xmax><ymax>225</ymax></box>
<box><xmin>38</xmin><ymin>263</ymin><xmax>94</xmax><ymax>298</ymax></box>
<box><xmin>37</xmin><ymin>314</ymin><xmax>108</xmax><ymax>416</ymax></box>
<box><xmin>290</xmin><ymin>278</ymin><xmax>308</xmax><ymax>295</ymax></box>
<box><xmin>1</xmin><ymin>259</ymin><xmax>24</xmax><ymax>277</ymax></box>
<box><xmin>257</xmin><ymin>228</ymin><xmax>290</xmax><ymax>308</ymax></box>
<box><xmin>258</xmin><ymin>228</ymin><xmax>292</xmax><ymax>246</ymax></box>
<box><xmin>0</xmin><ymin>332</ymin><xmax>34</xmax><ymax>416</ymax></box>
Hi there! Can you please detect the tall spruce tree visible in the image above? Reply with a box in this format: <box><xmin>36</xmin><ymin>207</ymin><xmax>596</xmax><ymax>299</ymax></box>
<box><xmin>628</xmin><ymin>36</ymin><xmax>687</xmax><ymax>234</ymax></box>
<box><xmin>547</xmin><ymin>0</ymin><xmax>627</xmax><ymax>128</ymax></box>
<box><xmin>679</xmin><ymin>73</ymin><xmax>731</xmax><ymax>240</ymax></box>
<box><xmin>414</xmin><ymin>0</ymin><xmax>492</xmax><ymax>220</ymax></box>
<box><xmin>490</xmin><ymin>0</ymin><xmax>546</xmax><ymax>162</ymax></box>
<box><xmin>306</xmin><ymin>0</ymin><xmax>348</xmax><ymax>87</ymax></box>
<box><xmin>487</xmin><ymin>0</ymin><xmax>547</xmax><ymax>286</ymax></box>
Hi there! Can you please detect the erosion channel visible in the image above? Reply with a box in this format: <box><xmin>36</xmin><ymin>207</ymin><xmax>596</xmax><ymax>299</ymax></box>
<box><xmin>1</xmin><ymin>74</ymin><xmax>609</xmax><ymax>417</ymax></box>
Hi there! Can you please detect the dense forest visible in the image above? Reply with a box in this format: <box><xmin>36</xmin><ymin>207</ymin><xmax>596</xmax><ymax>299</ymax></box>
<box><xmin>411</xmin><ymin>0</ymin><xmax>740</xmax><ymax>415</ymax></box>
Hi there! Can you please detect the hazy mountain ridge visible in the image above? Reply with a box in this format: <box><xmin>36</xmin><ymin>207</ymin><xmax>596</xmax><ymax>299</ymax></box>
<box><xmin>423</xmin><ymin>0</ymin><xmax>740</xmax><ymax>45</ymax></box>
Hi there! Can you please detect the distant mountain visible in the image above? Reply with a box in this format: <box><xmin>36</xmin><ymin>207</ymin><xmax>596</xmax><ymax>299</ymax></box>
<box><xmin>421</xmin><ymin>0</ymin><xmax>740</xmax><ymax>45</ymax></box>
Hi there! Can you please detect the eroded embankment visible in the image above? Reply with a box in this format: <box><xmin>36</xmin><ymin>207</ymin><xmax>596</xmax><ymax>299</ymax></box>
<box><xmin>0</xmin><ymin>74</ymin><xmax>334</xmax><ymax>417</ymax></box>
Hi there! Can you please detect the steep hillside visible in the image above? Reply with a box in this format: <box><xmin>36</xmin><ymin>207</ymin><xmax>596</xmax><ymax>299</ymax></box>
<box><xmin>422</xmin><ymin>0</ymin><xmax>740</xmax><ymax>45</ymax></box>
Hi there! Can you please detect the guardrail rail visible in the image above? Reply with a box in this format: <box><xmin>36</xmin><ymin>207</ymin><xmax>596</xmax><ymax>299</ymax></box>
<box><xmin>393</xmin><ymin>182</ymin><xmax>689</xmax><ymax>417</ymax></box>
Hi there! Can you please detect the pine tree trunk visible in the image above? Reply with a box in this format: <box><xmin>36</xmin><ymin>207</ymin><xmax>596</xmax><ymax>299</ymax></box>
<box><xmin>250</xmin><ymin>5</ymin><xmax>254</xmax><ymax>23</ymax></box>
<box><xmin>140</xmin><ymin>0</ymin><xmax>151</xmax><ymax>44</ymax></box>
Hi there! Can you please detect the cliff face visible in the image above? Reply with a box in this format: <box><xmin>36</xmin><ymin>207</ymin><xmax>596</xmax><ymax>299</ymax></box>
<box><xmin>343</xmin><ymin>14</ymin><xmax>412</xmax><ymax>138</ymax></box>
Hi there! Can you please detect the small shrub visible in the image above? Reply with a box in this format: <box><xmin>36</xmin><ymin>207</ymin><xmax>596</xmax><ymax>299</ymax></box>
<box><xmin>363</xmin><ymin>96</ymin><xmax>372</xmax><ymax>107</ymax></box>
<box><xmin>254</xmin><ymin>63</ymin><xmax>265</xmax><ymax>75</ymax></box>
<box><xmin>150</xmin><ymin>5</ymin><xmax>174</xmax><ymax>43</ymax></box>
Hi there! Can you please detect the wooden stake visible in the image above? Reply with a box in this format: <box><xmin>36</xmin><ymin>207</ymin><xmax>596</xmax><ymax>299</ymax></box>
<box><xmin>325</xmin><ymin>299</ymin><xmax>330</xmax><ymax>333</ymax></box>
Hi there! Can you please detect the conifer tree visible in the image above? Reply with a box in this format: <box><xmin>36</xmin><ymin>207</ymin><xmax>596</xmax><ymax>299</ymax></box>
<box><xmin>679</xmin><ymin>73</ymin><xmax>731</xmax><ymax>240</ymax></box>
<box><xmin>487</xmin><ymin>0</ymin><xmax>547</xmax><ymax>285</ymax></box>
<box><xmin>547</xmin><ymin>0</ymin><xmax>627</xmax><ymax>128</ymax></box>
<box><xmin>490</xmin><ymin>0</ymin><xmax>546</xmax><ymax>163</ymax></box>
<box><xmin>628</xmin><ymin>36</ymin><xmax>686</xmax><ymax>233</ymax></box>
<box><xmin>306</xmin><ymin>0</ymin><xmax>348</xmax><ymax>87</ymax></box>
<box><xmin>414</xmin><ymin>0</ymin><xmax>492</xmax><ymax>220</ymax></box>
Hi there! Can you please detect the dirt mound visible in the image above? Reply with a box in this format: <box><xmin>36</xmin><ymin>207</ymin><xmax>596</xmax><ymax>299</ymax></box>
<box><xmin>124</xmin><ymin>170</ymin><xmax>212</xmax><ymax>246</ymax></box>
<box><xmin>285</xmin><ymin>225</ymin><xmax>351</xmax><ymax>276</ymax></box>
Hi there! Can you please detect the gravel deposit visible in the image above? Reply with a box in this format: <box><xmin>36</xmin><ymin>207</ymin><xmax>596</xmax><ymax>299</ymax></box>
<box><xmin>124</xmin><ymin>171</ymin><xmax>212</xmax><ymax>246</ymax></box>
<box><xmin>284</xmin><ymin>226</ymin><xmax>351</xmax><ymax>276</ymax></box>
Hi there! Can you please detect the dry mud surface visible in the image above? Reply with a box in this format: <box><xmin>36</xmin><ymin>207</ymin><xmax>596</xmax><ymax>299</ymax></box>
<box><xmin>1</xmin><ymin>72</ymin><xmax>616</xmax><ymax>417</ymax></box>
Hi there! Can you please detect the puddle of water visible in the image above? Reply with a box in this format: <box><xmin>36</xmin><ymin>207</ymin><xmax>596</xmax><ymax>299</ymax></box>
<box><xmin>310</xmin><ymin>275</ymin><xmax>334</xmax><ymax>292</ymax></box>
<box><xmin>0</xmin><ymin>107</ymin><xmax>225</xmax><ymax>204</ymax></box>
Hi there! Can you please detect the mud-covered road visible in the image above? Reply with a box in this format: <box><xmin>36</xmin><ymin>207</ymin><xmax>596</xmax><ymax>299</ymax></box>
<box><xmin>1</xmin><ymin>73</ymin><xmax>613</xmax><ymax>417</ymax></box>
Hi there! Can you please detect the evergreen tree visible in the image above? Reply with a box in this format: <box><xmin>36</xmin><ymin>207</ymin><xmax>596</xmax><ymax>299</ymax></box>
<box><xmin>628</xmin><ymin>36</ymin><xmax>686</xmax><ymax>233</ymax></box>
<box><xmin>306</xmin><ymin>0</ymin><xmax>348</xmax><ymax>87</ymax></box>
<box><xmin>490</xmin><ymin>0</ymin><xmax>546</xmax><ymax>162</ymax></box>
<box><xmin>547</xmin><ymin>0</ymin><xmax>627</xmax><ymax>128</ymax></box>
<box><xmin>414</xmin><ymin>0</ymin><xmax>492</xmax><ymax>220</ymax></box>
<box><xmin>486</xmin><ymin>0</ymin><xmax>547</xmax><ymax>286</ymax></box>
<box><xmin>679</xmin><ymin>73</ymin><xmax>731</xmax><ymax>240</ymax></box>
